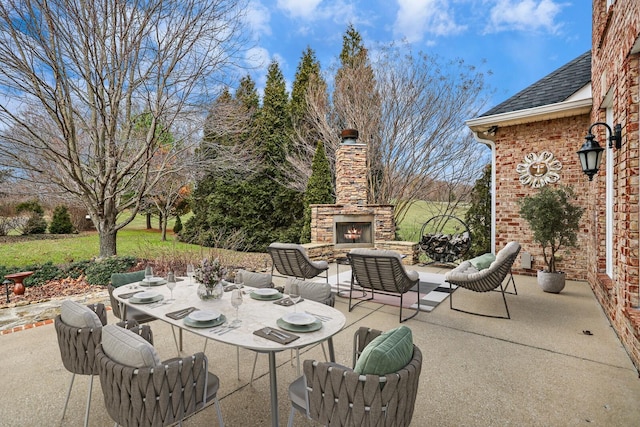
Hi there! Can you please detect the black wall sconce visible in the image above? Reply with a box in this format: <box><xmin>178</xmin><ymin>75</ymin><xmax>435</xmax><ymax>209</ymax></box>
<box><xmin>577</xmin><ymin>122</ymin><xmax>622</xmax><ymax>180</ymax></box>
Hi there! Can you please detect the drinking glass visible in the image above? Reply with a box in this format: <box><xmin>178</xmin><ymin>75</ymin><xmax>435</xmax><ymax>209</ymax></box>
<box><xmin>288</xmin><ymin>282</ymin><xmax>301</xmax><ymax>312</ymax></box>
<box><xmin>186</xmin><ymin>264</ymin><xmax>195</xmax><ymax>286</ymax></box>
<box><xmin>230</xmin><ymin>289</ymin><xmax>243</xmax><ymax>324</ymax></box>
<box><xmin>166</xmin><ymin>272</ymin><xmax>176</xmax><ymax>301</ymax></box>
<box><xmin>144</xmin><ymin>266</ymin><xmax>153</xmax><ymax>286</ymax></box>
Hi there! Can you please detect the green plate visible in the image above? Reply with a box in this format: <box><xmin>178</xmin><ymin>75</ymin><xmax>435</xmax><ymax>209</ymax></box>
<box><xmin>250</xmin><ymin>291</ymin><xmax>283</xmax><ymax>301</ymax></box>
<box><xmin>276</xmin><ymin>318</ymin><xmax>322</xmax><ymax>332</ymax></box>
<box><xmin>129</xmin><ymin>294</ymin><xmax>164</xmax><ymax>304</ymax></box>
<box><xmin>184</xmin><ymin>314</ymin><xmax>226</xmax><ymax>328</ymax></box>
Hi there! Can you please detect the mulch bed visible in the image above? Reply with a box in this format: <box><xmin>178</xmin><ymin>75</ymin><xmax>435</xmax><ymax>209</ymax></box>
<box><xmin>1</xmin><ymin>277</ymin><xmax>105</xmax><ymax>309</ymax></box>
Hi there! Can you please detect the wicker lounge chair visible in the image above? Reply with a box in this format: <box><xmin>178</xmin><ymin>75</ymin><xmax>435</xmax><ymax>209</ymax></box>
<box><xmin>287</xmin><ymin>326</ymin><xmax>422</xmax><ymax>427</ymax></box>
<box><xmin>347</xmin><ymin>249</ymin><xmax>421</xmax><ymax>322</ymax></box>
<box><xmin>268</xmin><ymin>242</ymin><xmax>329</xmax><ymax>283</ymax></box>
<box><xmin>445</xmin><ymin>241</ymin><xmax>521</xmax><ymax>319</ymax></box>
<box><xmin>108</xmin><ymin>270</ymin><xmax>156</xmax><ymax>324</ymax></box>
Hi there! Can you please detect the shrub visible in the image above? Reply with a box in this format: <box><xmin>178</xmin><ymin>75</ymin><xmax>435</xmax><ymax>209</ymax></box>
<box><xmin>49</xmin><ymin>205</ymin><xmax>75</xmax><ymax>234</ymax></box>
<box><xmin>173</xmin><ymin>215</ymin><xmax>183</xmax><ymax>233</ymax></box>
<box><xmin>84</xmin><ymin>256</ymin><xmax>138</xmax><ymax>285</ymax></box>
<box><xmin>22</xmin><ymin>214</ymin><xmax>47</xmax><ymax>235</ymax></box>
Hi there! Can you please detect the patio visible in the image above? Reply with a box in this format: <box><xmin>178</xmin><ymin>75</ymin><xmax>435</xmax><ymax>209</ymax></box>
<box><xmin>1</xmin><ymin>262</ymin><xmax>639</xmax><ymax>426</ymax></box>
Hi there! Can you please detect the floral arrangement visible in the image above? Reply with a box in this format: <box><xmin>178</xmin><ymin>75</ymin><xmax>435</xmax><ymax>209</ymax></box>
<box><xmin>194</xmin><ymin>258</ymin><xmax>227</xmax><ymax>288</ymax></box>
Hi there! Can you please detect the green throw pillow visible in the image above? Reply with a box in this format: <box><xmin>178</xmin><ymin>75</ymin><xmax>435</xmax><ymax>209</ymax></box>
<box><xmin>354</xmin><ymin>326</ymin><xmax>414</xmax><ymax>375</ymax></box>
<box><xmin>469</xmin><ymin>253</ymin><xmax>496</xmax><ymax>270</ymax></box>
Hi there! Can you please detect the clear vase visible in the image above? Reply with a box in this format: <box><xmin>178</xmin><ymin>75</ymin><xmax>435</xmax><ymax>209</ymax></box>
<box><xmin>197</xmin><ymin>282</ymin><xmax>224</xmax><ymax>301</ymax></box>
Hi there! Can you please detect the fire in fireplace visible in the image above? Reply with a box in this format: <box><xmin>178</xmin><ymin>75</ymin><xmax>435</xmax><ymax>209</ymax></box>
<box><xmin>334</xmin><ymin>215</ymin><xmax>374</xmax><ymax>247</ymax></box>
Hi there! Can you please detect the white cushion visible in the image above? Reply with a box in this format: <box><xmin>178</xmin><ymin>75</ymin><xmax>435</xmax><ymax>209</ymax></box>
<box><xmin>60</xmin><ymin>300</ymin><xmax>102</xmax><ymax>329</ymax></box>
<box><xmin>236</xmin><ymin>269</ymin><xmax>273</xmax><ymax>288</ymax></box>
<box><xmin>285</xmin><ymin>278</ymin><xmax>332</xmax><ymax>302</ymax></box>
<box><xmin>102</xmin><ymin>324</ymin><xmax>161</xmax><ymax>368</ymax></box>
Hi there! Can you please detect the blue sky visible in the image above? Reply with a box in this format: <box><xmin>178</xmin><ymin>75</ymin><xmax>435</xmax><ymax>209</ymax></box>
<box><xmin>242</xmin><ymin>0</ymin><xmax>592</xmax><ymax>114</ymax></box>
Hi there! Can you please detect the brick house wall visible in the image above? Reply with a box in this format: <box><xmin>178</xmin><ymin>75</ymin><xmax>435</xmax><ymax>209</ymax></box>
<box><xmin>493</xmin><ymin>115</ymin><xmax>591</xmax><ymax>280</ymax></box>
<box><xmin>590</xmin><ymin>0</ymin><xmax>640</xmax><ymax>370</ymax></box>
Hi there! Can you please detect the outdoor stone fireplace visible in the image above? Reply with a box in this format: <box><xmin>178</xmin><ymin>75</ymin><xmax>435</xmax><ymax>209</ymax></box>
<box><xmin>309</xmin><ymin>129</ymin><xmax>395</xmax><ymax>252</ymax></box>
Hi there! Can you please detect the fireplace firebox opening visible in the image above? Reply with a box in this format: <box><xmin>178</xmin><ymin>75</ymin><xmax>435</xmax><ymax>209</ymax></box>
<box><xmin>334</xmin><ymin>215</ymin><xmax>374</xmax><ymax>248</ymax></box>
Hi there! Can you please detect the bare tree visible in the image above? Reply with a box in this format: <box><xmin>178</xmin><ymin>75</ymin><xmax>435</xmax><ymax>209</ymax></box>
<box><xmin>0</xmin><ymin>0</ymin><xmax>249</xmax><ymax>257</ymax></box>
<box><xmin>291</xmin><ymin>40</ymin><xmax>492</xmax><ymax>223</ymax></box>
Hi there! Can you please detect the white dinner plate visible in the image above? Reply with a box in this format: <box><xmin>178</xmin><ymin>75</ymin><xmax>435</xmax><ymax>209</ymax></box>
<box><xmin>253</xmin><ymin>288</ymin><xmax>279</xmax><ymax>296</ymax></box>
<box><xmin>187</xmin><ymin>310</ymin><xmax>221</xmax><ymax>322</ymax></box>
<box><xmin>281</xmin><ymin>312</ymin><xmax>316</xmax><ymax>326</ymax></box>
<box><xmin>133</xmin><ymin>291</ymin><xmax>160</xmax><ymax>301</ymax></box>
<box><xmin>143</xmin><ymin>277</ymin><xmax>164</xmax><ymax>284</ymax></box>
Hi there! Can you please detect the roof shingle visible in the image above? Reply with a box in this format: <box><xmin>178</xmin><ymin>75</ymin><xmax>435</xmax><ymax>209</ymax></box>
<box><xmin>480</xmin><ymin>50</ymin><xmax>591</xmax><ymax>117</ymax></box>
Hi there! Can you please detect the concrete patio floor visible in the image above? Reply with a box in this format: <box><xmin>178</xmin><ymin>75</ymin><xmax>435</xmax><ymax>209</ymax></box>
<box><xmin>1</xmin><ymin>263</ymin><xmax>640</xmax><ymax>426</ymax></box>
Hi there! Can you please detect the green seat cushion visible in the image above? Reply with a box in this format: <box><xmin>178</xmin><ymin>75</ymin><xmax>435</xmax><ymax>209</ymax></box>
<box><xmin>354</xmin><ymin>326</ymin><xmax>414</xmax><ymax>375</ymax></box>
<box><xmin>468</xmin><ymin>253</ymin><xmax>496</xmax><ymax>270</ymax></box>
<box><xmin>110</xmin><ymin>270</ymin><xmax>145</xmax><ymax>288</ymax></box>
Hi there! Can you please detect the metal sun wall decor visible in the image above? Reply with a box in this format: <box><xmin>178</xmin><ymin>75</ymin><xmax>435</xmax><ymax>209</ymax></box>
<box><xmin>516</xmin><ymin>151</ymin><xmax>562</xmax><ymax>188</ymax></box>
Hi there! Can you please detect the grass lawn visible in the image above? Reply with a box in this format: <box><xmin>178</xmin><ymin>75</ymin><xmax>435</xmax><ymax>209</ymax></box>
<box><xmin>0</xmin><ymin>202</ymin><xmax>469</xmax><ymax>268</ymax></box>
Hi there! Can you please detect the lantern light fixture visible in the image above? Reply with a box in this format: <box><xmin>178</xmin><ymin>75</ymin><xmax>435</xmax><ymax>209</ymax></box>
<box><xmin>577</xmin><ymin>122</ymin><xmax>622</xmax><ymax>181</ymax></box>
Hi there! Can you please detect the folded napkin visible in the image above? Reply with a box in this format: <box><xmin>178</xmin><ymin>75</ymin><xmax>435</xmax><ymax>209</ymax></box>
<box><xmin>253</xmin><ymin>327</ymin><xmax>299</xmax><ymax>344</ymax></box>
<box><xmin>118</xmin><ymin>291</ymin><xmax>142</xmax><ymax>299</ymax></box>
<box><xmin>166</xmin><ymin>307</ymin><xmax>198</xmax><ymax>320</ymax></box>
<box><xmin>273</xmin><ymin>297</ymin><xmax>304</xmax><ymax>307</ymax></box>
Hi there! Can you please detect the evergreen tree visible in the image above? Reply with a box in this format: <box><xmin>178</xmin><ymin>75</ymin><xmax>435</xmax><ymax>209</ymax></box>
<box><xmin>335</xmin><ymin>24</ymin><xmax>383</xmax><ymax>203</ymax></box>
<box><xmin>300</xmin><ymin>141</ymin><xmax>335</xmax><ymax>243</ymax></box>
<box><xmin>465</xmin><ymin>164</ymin><xmax>492</xmax><ymax>258</ymax></box>
<box><xmin>49</xmin><ymin>205</ymin><xmax>74</xmax><ymax>234</ymax></box>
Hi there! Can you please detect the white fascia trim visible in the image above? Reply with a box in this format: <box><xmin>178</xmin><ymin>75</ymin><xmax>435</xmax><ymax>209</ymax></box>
<box><xmin>466</xmin><ymin>97</ymin><xmax>592</xmax><ymax>130</ymax></box>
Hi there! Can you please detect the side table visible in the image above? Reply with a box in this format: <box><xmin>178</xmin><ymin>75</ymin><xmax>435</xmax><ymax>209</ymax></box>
<box><xmin>335</xmin><ymin>257</ymin><xmax>366</xmax><ymax>298</ymax></box>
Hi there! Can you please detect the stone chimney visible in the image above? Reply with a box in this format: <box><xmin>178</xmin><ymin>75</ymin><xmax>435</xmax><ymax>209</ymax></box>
<box><xmin>335</xmin><ymin>129</ymin><xmax>368</xmax><ymax>205</ymax></box>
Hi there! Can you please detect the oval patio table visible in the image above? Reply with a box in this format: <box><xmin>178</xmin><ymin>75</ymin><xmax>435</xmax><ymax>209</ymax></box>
<box><xmin>114</xmin><ymin>279</ymin><xmax>346</xmax><ymax>427</ymax></box>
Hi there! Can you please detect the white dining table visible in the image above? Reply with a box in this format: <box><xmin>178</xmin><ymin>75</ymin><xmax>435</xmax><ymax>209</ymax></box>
<box><xmin>113</xmin><ymin>278</ymin><xmax>346</xmax><ymax>427</ymax></box>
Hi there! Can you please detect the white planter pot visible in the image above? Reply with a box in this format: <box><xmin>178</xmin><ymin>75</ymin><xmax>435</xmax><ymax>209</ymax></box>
<box><xmin>537</xmin><ymin>270</ymin><xmax>566</xmax><ymax>293</ymax></box>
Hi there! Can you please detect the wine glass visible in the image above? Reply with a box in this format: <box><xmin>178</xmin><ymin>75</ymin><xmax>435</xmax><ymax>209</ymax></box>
<box><xmin>186</xmin><ymin>264</ymin><xmax>195</xmax><ymax>286</ymax></box>
<box><xmin>144</xmin><ymin>266</ymin><xmax>153</xmax><ymax>287</ymax></box>
<box><xmin>166</xmin><ymin>272</ymin><xmax>176</xmax><ymax>301</ymax></box>
<box><xmin>288</xmin><ymin>282</ymin><xmax>301</xmax><ymax>312</ymax></box>
<box><xmin>230</xmin><ymin>289</ymin><xmax>243</xmax><ymax>325</ymax></box>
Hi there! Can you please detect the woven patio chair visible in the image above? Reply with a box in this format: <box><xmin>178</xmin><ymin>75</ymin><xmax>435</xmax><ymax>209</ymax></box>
<box><xmin>55</xmin><ymin>301</ymin><xmax>152</xmax><ymax>427</ymax></box>
<box><xmin>267</xmin><ymin>242</ymin><xmax>329</xmax><ymax>284</ymax></box>
<box><xmin>347</xmin><ymin>249</ymin><xmax>421</xmax><ymax>322</ymax></box>
<box><xmin>95</xmin><ymin>324</ymin><xmax>223</xmax><ymax>427</ymax></box>
<box><xmin>445</xmin><ymin>241</ymin><xmax>521</xmax><ymax>319</ymax></box>
<box><xmin>108</xmin><ymin>270</ymin><xmax>156</xmax><ymax>324</ymax></box>
<box><xmin>287</xmin><ymin>326</ymin><xmax>422</xmax><ymax>427</ymax></box>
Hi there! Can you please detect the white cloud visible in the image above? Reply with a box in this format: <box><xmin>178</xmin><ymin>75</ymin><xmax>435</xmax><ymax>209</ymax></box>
<box><xmin>487</xmin><ymin>0</ymin><xmax>564</xmax><ymax>33</ymax></box>
<box><xmin>277</xmin><ymin>0</ymin><xmax>322</xmax><ymax>19</ymax></box>
<box><xmin>245</xmin><ymin>1</ymin><xmax>272</xmax><ymax>39</ymax></box>
<box><xmin>393</xmin><ymin>0</ymin><xmax>466</xmax><ymax>42</ymax></box>
<box><xmin>245</xmin><ymin>46</ymin><xmax>271</xmax><ymax>70</ymax></box>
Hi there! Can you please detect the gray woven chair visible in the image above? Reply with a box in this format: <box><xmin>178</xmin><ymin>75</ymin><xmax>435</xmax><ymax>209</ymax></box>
<box><xmin>445</xmin><ymin>241</ymin><xmax>521</xmax><ymax>319</ymax></box>
<box><xmin>55</xmin><ymin>301</ymin><xmax>152</xmax><ymax>427</ymax></box>
<box><xmin>95</xmin><ymin>327</ymin><xmax>223</xmax><ymax>427</ymax></box>
<box><xmin>108</xmin><ymin>271</ymin><xmax>156</xmax><ymax>324</ymax></box>
<box><xmin>347</xmin><ymin>249</ymin><xmax>421</xmax><ymax>322</ymax></box>
<box><xmin>268</xmin><ymin>242</ymin><xmax>329</xmax><ymax>284</ymax></box>
<box><xmin>287</xmin><ymin>326</ymin><xmax>422</xmax><ymax>427</ymax></box>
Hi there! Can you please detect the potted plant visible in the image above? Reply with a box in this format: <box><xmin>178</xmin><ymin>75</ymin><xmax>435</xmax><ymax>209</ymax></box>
<box><xmin>518</xmin><ymin>185</ymin><xmax>584</xmax><ymax>293</ymax></box>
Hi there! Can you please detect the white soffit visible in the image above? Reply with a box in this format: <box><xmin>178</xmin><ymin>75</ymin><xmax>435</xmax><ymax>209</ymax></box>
<box><xmin>466</xmin><ymin>83</ymin><xmax>592</xmax><ymax>133</ymax></box>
